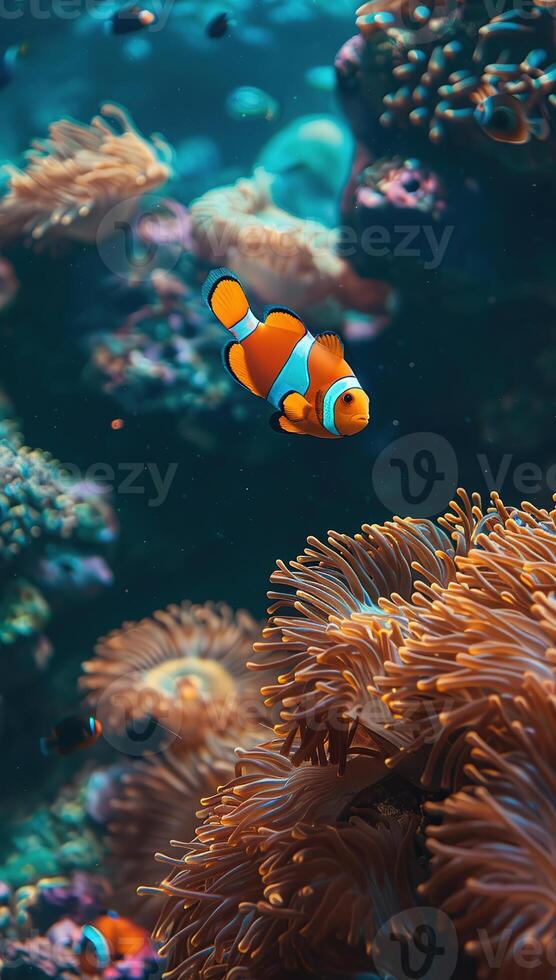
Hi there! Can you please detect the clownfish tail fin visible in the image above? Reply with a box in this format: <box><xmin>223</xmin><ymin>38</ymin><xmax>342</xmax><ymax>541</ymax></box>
<box><xmin>203</xmin><ymin>268</ymin><xmax>256</xmax><ymax>337</ymax></box>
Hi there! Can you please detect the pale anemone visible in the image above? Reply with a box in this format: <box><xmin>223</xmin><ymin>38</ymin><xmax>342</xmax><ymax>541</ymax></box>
<box><xmin>80</xmin><ymin>601</ymin><xmax>265</xmax><ymax>751</ymax></box>
<box><xmin>0</xmin><ymin>103</ymin><xmax>172</xmax><ymax>244</ymax></box>
<box><xmin>107</xmin><ymin>736</ymin><xmax>245</xmax><ymax>924</ymax></box>
<box><xmin>189</xmin><ymin>168</ymin><xmax>392</xmax><ymax>320</ymax></box>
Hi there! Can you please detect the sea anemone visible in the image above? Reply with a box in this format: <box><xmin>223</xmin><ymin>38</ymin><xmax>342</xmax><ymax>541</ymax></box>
<box><xmin>423</xmin><ymin>673</ymin><xmax>556</xmax><ymax>979</ymax></box>
<box><xmin>80</xmin><ymin>601</ymin><xmax>265</xmax><ymax>753</ymax></box>
<box><xmin>146</xmin><ymin>490</ymin><xmax>556</xmax><ymax>979</ymax></box>
<box><xmin>189</xmin><ymin>168</ymin><xmax>393</xmax><ymax>321</ymax></box>
<box><xmin>107</xmin><ymin>737</ymin><xmax>251</xmax><ymax>924</ymax></box>
<box><xmin>150</xmin><ymin>746</ymin><xmax>421</xmax><ymax>978</ymax></box>
<box><xmin>250</xmin><ymin>505</ymin><xmax>459</xmax><ymax>772</ymax></box>
<box><xmin>377</xmin><ymin>496</ymin><xmax>556</xmax><ymax>786</ymax></box>
<box><xmin>343</xmin><ymin>1</ymin><xmax>556</xmax><ymax>172</ymax></box>
<box><xmin>0</xmin><ymin>104</ymin><xmax>172</xmax><ymax>244</ymax></box>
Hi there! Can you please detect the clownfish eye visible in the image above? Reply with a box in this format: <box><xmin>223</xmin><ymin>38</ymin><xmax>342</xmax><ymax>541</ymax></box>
<box><xmin>343</xmin><ymin>393</ymin><xmax>354</xmax><ymax>404</ymax></box>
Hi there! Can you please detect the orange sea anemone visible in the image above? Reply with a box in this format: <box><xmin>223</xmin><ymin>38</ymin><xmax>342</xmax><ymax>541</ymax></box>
<box><xmin>80</xmin><ymin>601</ymin><xmax>265</xmax><ymax>754</ymax></box>
<box><xmin>189</xmin><ymin>168</ymin><xmax>393</xmax><ymax>321</ymax></box>
<box><xmin>146</xmin><ymin>491</ymin><xmax>556</xmax><ymax>980</ymax></box>
<box><xmin>0</xmin><ymin>104</ymin><xmax>172</xmax><ymax>244</ymax></box>
<box><xmin>150</xmin><ymin>745</ymin><xmax>422</xmax><ymax>978</ymax></box>
<box><xmin>423</xmin><ymin>674</ymin><xmax>556</xmax><ymax>979</ymax></box>
<box><xmin>107</xmin><ymin>736</ymin><xmax>245</xmax><ymax>925</ymax></box>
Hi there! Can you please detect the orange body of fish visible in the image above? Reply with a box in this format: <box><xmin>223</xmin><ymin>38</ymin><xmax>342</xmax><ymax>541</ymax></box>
<box><xmin>203</xmin><ymin>268</ymin><xmax>370</xmax><ymax>438</ymax></box>
<box><xmin>80</xmin><ymin>913</ymin><xmax>151</xmax><ymax>975</ymax></box>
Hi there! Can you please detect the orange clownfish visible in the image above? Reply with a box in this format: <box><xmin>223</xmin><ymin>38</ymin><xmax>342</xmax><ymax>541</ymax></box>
<box><xmin>202</xmin><ymin>268</ymin><xmax>370</xmax><ymax>438</ymax></box>
<box><xmin>79</xmin><ymin>912</ymin><xmax>153</xmax><ymax>975</ymax></box>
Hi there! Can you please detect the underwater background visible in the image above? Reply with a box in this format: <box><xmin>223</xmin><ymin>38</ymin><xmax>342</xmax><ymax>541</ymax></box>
<box><xmin>1</xmin><ymin>0</ymin><xmax>556</xmax><ymax>977</ymax></box>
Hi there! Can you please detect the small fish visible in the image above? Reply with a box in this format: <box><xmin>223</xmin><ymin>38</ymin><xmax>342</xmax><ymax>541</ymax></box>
<box><xmin>112</xmin><ymin>6</ymin><xmax>155</xmax><ymax>35</ymax></box>
<box><xmin>206</xmin><ymin>12</ymin><xmax>231</xmax><ymax>38</ymax></box>
<box><xmin>40</xmin><ymin>715</ymin><xmax>102</xmax><ymax>756</ymax></box>
<box><xmin>473</xmin><ymin>93</ymin><xmax>536</xmax><ymax>145</ymax></box>
<box><xmin>225</xmin><ymin>85</ymin><xmax>279</xmax><ymax>121</ymax></box>
<box><xmin>203</xmin><ymin>268</ymin><xmax>370</xmax><ymax>438</ymax></box>
<box><xmin>80</xmin><ymin>912</ymin><xmax>153</xmax><ymax>976</ymax></box>
<box><xmin>0</xmin><ymin>43</ymin><xmax>26</xmax><ymax>90</ymax></box>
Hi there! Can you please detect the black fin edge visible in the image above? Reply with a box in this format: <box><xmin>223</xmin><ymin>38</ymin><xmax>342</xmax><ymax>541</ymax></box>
<box><xmin>269</xmin><ymin>411</ymin><xmax>287</xmax><ymax>433</ymax></box>
<box><xmin>263</xmin><ymin>304</ymin><xmax>304</xmax><ymax>323</ymax></box>
<box><xmin>222</xmin><ymin>340</ymin><xmax>249</xmax><ymax>390</ymax></box>
<box><xmin>202</xmin><ymin>267</ymin><xmax>240</xmax><ymax>310</ymax></box>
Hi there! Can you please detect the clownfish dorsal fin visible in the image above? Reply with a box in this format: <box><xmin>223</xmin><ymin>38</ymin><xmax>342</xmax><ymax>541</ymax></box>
<box><xmin>282</xmin><ymin>391</ymin><xmax>311</xmax><ymax>424</ymax></box>
<box><xmin>316</xmin><ymin>331</ymin><xmax>344</xmax><ymax>358</ymax></box>
<box><xmin>264</xmin><ymin>306</ymin><xmax>305</xmax><ymax>334</ymax></box>
<box><xmin>223</xmin><ymin>341</ymin><xmax>262</xmax><ymax>396</ymax></box>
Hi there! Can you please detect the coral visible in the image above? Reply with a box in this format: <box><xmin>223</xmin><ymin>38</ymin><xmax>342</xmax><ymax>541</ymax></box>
<box><xmin>84</xmin><ymin>268</ymin><xmax>232</xmax><ymax>418</ymax></box>
<box><xmin>150</xmin><ymin>490</ymin><xmax>556</xmax><ymax>979</ymax></box>
<box><xmin>0</xmin><ymin>441</ymin><xmax>116</xmax><ymax>565</ymax></box>
<box><xmin>339</xmin><ymin>3</ymin><xmax>556</xmax><ymax>175</ymax></box>
<box><xmin>255</xmin><ymin>115</ymin><xmax>355</xmax><ymax>225</ymax></box>
<box><xmin>0</xmin><ymin>771</ymin><xmax>105</xmax><ymax>891</ymax></box>
<box><xmin>0</xmin><ymin>935</ymin><xmax>79</xmax><ymax>978</ymax></box>
<box><xmin>80</xmin><ymin>601</ymin><xmax>265</xmax><ymax>752</ymax></box>
<box><xmin>0</xmin><ymin>104</ymin><xmax>172</xmax><ymax>244</ymax></box>
<box><xmin>0</xmin><ymin>578</ymin><xmax>50</xmax><ymax>653</ymax></box>
<box><xmin>351</xmin><ymin>155</ymin><xmax>447</xmax><ymax>219</ymax></box>
<box><xmin>189</xmin><ymin>168</ymin><xmax>393</xmax><ymax>323</ymax></box>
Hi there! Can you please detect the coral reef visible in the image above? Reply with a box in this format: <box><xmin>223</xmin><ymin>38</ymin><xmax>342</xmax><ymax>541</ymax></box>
<box><xmin>0</xmin><ymin>104</ymin><xmax>172</xmax><ymax>244</ymax></box>
<box><xmin>342</xmin><ymin>2</ymin><xmax>556</xmax><ymax>173</ymax></box>
<box><xmin>0</xmin><ymin>424</ymin><xmax>116</xmax><ymax>692</ymax></box>
<box><xmin>84</xmin><ymin>267</ymin><xmax>233</xmax><ymax>419</ymax></box>
<box><xmin>0</xmin><ymin>441</ymin><xmax>116</xmax><ymax>564</ymax></box>
<box><xmin>0</xmin><ymin>770</ymin><xmax>105</xmax><ymax>891</ymax></box>
<box><xmin>149</xmin><ymin>490</ymin><xmax>556</xmax><ymax>979</ymax></box>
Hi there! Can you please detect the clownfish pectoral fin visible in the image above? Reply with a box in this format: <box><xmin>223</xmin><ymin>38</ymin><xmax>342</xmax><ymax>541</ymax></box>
<box><xmin>315</xmin><ymin>331</ymin><xmax>344</xmax><ymax>358</ymax></box>
<box><xmin>203</xmin><ymin>268</ymin><xmax>250</xmax><ymax>330</ymax></box>
<box><xmin>264</xmin><ymin>307</ymin><xmax>306</xmax><ymax>334</ymax></box>
<box><xmin>282</xmin><ymin>391</ymin><xmax>311</xmax><ymax>424</ymax></box>
<box><xmin>269</xmin><ymin>412</ymin><xmax>306</xmax><ymax>435</ymax></box>
<box><xmin>222</xmin><ymin>341</ymin><xmax>262</xmax><ymax>396</ymax></box>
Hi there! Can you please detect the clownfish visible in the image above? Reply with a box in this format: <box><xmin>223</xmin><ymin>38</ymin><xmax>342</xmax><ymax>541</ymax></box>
<box><xmin>79</xmin><ymin>912</ymin><xmax>153</xmax><ymax>976</ymax></box>
<box><xmin>203</xmin><ymin>268</ymin><xmax>370</xmax><ymax>438</ymax></box>
<box><xmin>40</xmin><ymin>715</ymin><xmax>102</xmax><ymax>757</ymax></box>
